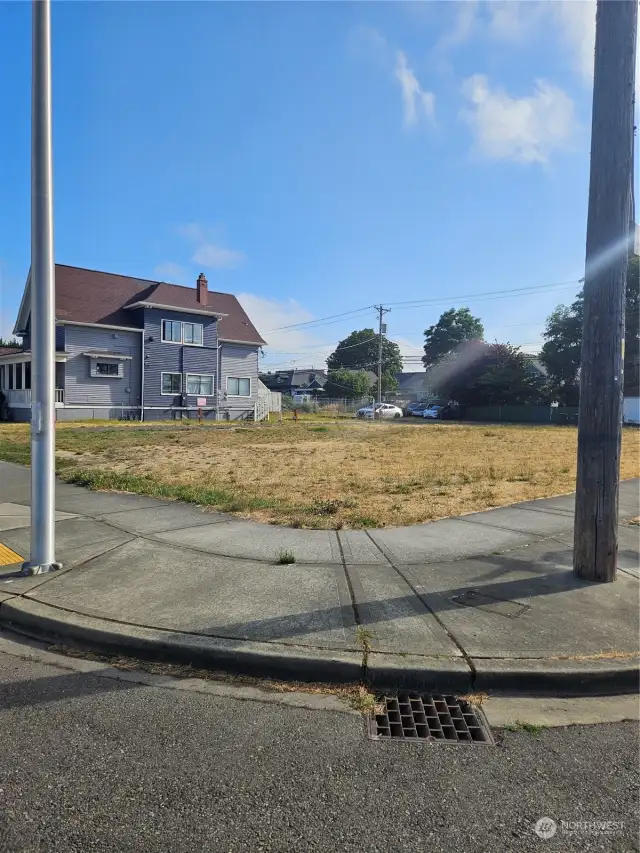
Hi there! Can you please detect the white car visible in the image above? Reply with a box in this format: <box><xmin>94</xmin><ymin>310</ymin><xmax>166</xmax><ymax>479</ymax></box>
<box><xmin>423</xmin><ymin>404</ymin><xmax>444</xmax><ymax>419</ymax></box>
<box><xmin>357</xmin><ymin>403</ymin><xmax>403</xmax><ymax>420</ymax></box>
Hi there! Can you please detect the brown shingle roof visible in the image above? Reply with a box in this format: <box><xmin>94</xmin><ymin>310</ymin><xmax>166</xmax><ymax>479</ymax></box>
<box><xmin>50</xmin><ymin>264</ymin><xmax>265</xmax><ymax>345</ymax></box>
<box><xmin>0</xmin><ymin>347</ymin><xmax>23</xmax><ymax>357</ymax></box>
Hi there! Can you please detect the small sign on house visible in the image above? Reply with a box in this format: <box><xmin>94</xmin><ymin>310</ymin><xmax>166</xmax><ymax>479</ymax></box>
<box><xmin>197</xmin><ymin>397</ymin><xmax>207</xmax><ymax>407</ymax></box>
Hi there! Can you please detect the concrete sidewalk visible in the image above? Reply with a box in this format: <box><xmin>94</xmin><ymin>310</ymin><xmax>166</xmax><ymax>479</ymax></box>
<box><xmin>0</xmin><ymin>460</ymin><xmax>638</xmax><ymax>694</ymax></box>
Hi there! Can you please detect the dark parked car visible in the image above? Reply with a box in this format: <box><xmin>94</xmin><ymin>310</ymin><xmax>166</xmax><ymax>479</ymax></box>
<box><xmin>405</xmin><ymin>401</ymin><xmax>431</xmax><ymax>416</ymax></box>
<box><xmin>440</xmin><ymin>403</ymin><xmax>464</xmax><ymax>419</ymax></box>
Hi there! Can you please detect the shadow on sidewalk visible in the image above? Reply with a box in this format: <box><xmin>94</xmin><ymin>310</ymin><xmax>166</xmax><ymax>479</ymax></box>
<box><xmin>198</xmin><ymin>548</ymin><xmax>637</xmax><ymax>645</ymax></box>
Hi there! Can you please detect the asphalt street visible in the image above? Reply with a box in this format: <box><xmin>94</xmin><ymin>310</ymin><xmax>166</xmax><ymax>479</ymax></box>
<box><xmin>0</xmin><ymin>647</ymin><xmax>637</xmax><ymax>853</ymax></box>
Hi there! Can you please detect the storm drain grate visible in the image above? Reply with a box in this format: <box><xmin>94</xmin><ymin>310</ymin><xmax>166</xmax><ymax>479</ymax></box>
<box><xmin>368</xmin><ymin>693</ymin><xmax>494</xmax><ymax>745</ymax></box>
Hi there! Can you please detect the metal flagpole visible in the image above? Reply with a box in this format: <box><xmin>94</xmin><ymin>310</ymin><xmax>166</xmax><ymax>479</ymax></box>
<box><xmin>25</xmin><ymin>0</ymin><xmax>59</xmax><ymax>575</ymax></box>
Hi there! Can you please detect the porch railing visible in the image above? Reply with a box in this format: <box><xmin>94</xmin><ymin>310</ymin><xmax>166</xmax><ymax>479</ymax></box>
<box><xmin>3</xmin><ymin>388</ymin><xmax>64</xmax><ymax>406</ymax></box>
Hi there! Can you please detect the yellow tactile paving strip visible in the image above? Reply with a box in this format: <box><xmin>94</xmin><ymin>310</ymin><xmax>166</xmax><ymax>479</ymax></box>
<box><xmin>0</xmin><ymin>542</ymin><xmax>24</xmax><ymax>566</ymax></box>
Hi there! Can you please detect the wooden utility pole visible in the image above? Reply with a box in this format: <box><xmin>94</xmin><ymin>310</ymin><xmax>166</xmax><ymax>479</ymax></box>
<box><xmin>574</xmin><ymin>0</ymin><xmax>637</xmax><ymax>582</ymax></box>
<box><xmin>374</xmin><ymin>305</ymin><xmax>390</xmax><ymax>419</ymax></box>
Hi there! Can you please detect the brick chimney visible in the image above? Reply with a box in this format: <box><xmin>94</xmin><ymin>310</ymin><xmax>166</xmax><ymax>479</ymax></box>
<box><xmin>196</xmin><ymin>272</ymin><xmax>208</xmax><ymax>306</ymax></box>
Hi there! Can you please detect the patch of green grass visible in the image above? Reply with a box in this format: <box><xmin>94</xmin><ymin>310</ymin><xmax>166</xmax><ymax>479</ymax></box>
<box><xmin>276</xmin><ymin>548</ymin><xmax>296</xmax><ymax>565</ymax></box>
<box><xmin>309</xmin><ymin>426</ymin><xmax>330</xmax><ymax>433</ymax></box>
<box><xmin>0</xmin><ymin>438</ymin><xmax>30</xmax><ymax>466</ymax></box>
<box><xmin>351</xmin><ymin>514</ymin><xmax>377</xmax><ymax>528</ymax></box>
<box><xmin>59</xmin><ymin>466</ymin><xmax>280</xmax><ymax>515</ymax></box>
<box><xmin>309</xmin><ymin>499</ymin><xmax>342</xmax><ymax>515</ymax></box>
<box><xmin>502</xmin><ymin>720</ymin><xmax>546</xmax><ymax>736</ymax></box>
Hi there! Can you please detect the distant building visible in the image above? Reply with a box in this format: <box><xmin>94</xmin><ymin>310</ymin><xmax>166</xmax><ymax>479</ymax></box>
<box><xmin>259</xmin><ymin>369</ymin><xmax>328</xmax><ymax>397</ymax></box>
<box><xmin>390</xmin><ymin>372</ymin><xmax>434</xmax><ymax>400</ymax></box>
<box><xmin>522</xmin><ymin>355</ymin><xmax>548</xmax><ymax>378</ymax></box>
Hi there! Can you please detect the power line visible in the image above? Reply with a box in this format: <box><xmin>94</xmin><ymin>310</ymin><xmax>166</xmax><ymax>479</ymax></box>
<box><xmin>385</xmin><ymin>279</ymin><xmax>581</xmax><ymax>309</ymax></box>
<box><xmin>265</xmin><ymin>335</ymin><xmax>380</xmax><ymax>356</ymax></box>
<box><xmin>264</xmin><ymin>277</ymin><xmax>583</xmax><ymax>334</ymax></box>
<box><xmin>265</xmin><ymin>306</ymin><xmax>374</xmax><ymax>332</ymax></box>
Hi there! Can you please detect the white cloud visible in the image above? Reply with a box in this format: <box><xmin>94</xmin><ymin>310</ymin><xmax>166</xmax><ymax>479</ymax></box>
<box><xmin>460</xmin><ymin>74</ymin><xmax>576</xmax><ymax>164</ymax></box>
<box><xmin>542</xmin><ymin>1</ymin><xmax>596</xmax><ymax>83</ymax></box>
<box><xmin>178</xmin><ymin>223</ymin><xmax>245</xmax><ymax>270</ymax></box>
<box><xmin>438</xmin><ymin>1</ymin><xmax>598</xmax><ymax>85</ymax></box>
<box><xmin>153</xmin><ymin>261</ymin><xmax>188</xmax><ymax>283</ymax></box>
<box><xmin>394</xmin><ymin>51</ymin><xmax>435</xmax><ymax>127</ymax></box>
<box><xmin>437</xmin><ymin>0</ymin><xmax>479</xmax><ymax>52</ymax></box>
<box><xmin>235</xmin><ymin>293</ymin><xmax>331</xmax><ymax>366</ymax></box>
<box><xmin>486</xmin><ymin>1</ymin><xmax>546</xmax><ymax>42</ymax></box>
<box><xmin>192</xmin><ymin>244</ymin><xmax>245</xmax><ymax>269</ymax></box>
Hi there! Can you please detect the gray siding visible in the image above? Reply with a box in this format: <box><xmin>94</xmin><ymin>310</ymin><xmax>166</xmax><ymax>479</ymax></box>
<box><xmin>220</xmin><ymin>344</ymin><xmax>259</xmax><ymax>418</ymax></box>
<box><xmin>63</xmin><ymin>325</ymin><xmax>141</xmax><ymax>407</ymax></box>
<box><xmin>143</xmin><ymin>308</ymin><xmax>218</xmax><ymax>408</ymax></box>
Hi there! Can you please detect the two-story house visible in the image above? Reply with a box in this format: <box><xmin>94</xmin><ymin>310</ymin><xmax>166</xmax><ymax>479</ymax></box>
<box><xmin>0</xmin><ymin>264</ymin><xmax>266</xmax><ymax>421</ymax></box>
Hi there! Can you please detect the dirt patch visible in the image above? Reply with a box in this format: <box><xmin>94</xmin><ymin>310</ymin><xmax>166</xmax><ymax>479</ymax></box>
<box><xmin>2</xmin><ymin>420</ymin><xmax>639</xmax><ymax>529</ymax></box>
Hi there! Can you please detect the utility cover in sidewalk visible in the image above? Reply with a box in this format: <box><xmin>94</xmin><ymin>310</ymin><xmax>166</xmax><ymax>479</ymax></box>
<box><xmin>368</xmin><ymin>694</ymin><xmax>493</xmax><ymax>745</ymax></box>
<box><xmin>0</xmin><ymin>542</ymin><xmax>24</xmax><ymax>567</ymax></box>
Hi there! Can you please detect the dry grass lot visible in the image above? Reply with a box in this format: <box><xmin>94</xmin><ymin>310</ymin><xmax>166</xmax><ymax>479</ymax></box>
<box><xmin>0</xmin><ymin>420</ymin><xmax>638</xmax><ymax>529</ymax></box>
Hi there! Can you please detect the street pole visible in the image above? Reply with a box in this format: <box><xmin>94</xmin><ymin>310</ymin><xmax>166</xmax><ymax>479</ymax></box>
<box><xmin>25</xmin><ymin>0</ymin><xmax>59</xmax><ymax>575</ymax></box>
<box><xmin>573</xmin><ymin>0</ymin><xmax>637</xmax><ymax>583</ymax></box>
<box><xmin>374</xmin><ymin>305</ymin><xmax>390</xmax><ymax>419</ymax></box>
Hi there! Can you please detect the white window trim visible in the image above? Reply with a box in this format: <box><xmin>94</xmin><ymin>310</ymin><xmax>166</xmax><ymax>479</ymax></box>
<box><xmin>182</xmin><ymin>322</ymin><xmax>204</xmax><ymax>347</ymax></box>
<box><xmin>160</xmin><ymin>371</ymin><xmax>183</xmax><ymax>395</ymax></box>
<box><xmin>226</xmin><ymin>376</ymin><xmax>252</xmax><ymax>398</ymax></box>
<box><xmin>161</xmin><ymin>319</ymin><xmax>204</xmax><ymax>346</ymax></box>
<box><xmin>161</xmin><ymin>320</ymin><xmax>183</xmax><ymax>345</ymax></box>
<box><xmin>185</xmin><ymin>373</ymin><xmax>215</xmax><ymax>396</ymax></box>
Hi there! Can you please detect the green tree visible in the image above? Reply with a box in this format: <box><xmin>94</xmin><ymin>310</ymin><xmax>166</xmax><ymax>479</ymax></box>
<box><xmin>539</xmin><ymin>296</ymin><xmax>583</xmax><ymax>405</ymax></box>
<box><xmin>446</xmin><ymin>343</ymin><xmax>549</xmax><ymax>406</ymax></box>
<box><xmin>422</xmin><ymin>308</ymin><xmax>484</xmax><ymax>369</ymax></box>
<box><xmin>327</xmin><ymin>329</ymin><xmax>403</xmax><ymax>376</ymax></box>
<box><xmin>323</xmin><ymin>369</ymin><xmax>372</xmax><ymax>400</ymax></box>
<box><xmin>0</xmin><ymin>337</ymin><xmax>21</xmax><ymax>349</ymax></box>
<box><xmin>540</xmin><ymin>253</ymin><xmax>639</xmax><ymax>403</ymax></box>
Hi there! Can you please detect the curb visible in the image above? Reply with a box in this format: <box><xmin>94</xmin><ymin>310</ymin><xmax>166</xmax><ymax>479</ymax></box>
<box><xmin>1</xmin><ymin>596</ymin><xmax>638</xmax><ymax>696</ymax></box>
<box><xmin>473</xmin><ymin>657</ymin><xmax>640</xmax><ymax>696</ymax></box>
<box><xmin>0</xmin><ymin>597</ymin><xmax>363</xmax><ymax>685</ymax></box>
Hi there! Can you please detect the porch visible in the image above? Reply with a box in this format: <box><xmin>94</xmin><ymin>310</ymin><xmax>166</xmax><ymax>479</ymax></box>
<box><xmin>3</xmin><ymin>388</ymin><xmax>65</xmax><ymax>406</ymax></box>
<box><xmin>0</xmin><ymin>351</ymin><xmax>66</xmax><ymax>413</ymax></box>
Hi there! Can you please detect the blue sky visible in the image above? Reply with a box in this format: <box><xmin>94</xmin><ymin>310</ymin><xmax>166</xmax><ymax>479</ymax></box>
<box><xmin>0</xmin><ymin>1</ymin><xmax>634</xmax><ymax>366</ymax></box>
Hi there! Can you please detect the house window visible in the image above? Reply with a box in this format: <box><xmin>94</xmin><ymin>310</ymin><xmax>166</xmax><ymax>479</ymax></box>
<box><xmin>161</xmin><ymin>320</ymin><xmax>203</xmax><ymax>345</ymax></box>
<box><xmin>186</xmin><ymin>374</ymin><xmax>213</xmax><ymax>395</ymax></box>
<box><xmin>162</xmin><ymin>372</ymin><xmax>182</xmax><ymax>394</ymax></box>
<box><xmin>25</xmin><ymin>363</ymin><xmax>31</xmax><ymax>390</ymax></box>
<box><xmin>162</xmin><ymin>320</ymin><xmax>182</xmax><ymax>343</ymax></box>
<box><xmin>227</xmin><ymin>377</ymin><xmax>251</xmax><ymax>397</ymax></box>
<box><xmin>89</xmin><ymin>359</ymin><xmax>123</xmax><ymax>378</ymax></box>
<box><xmin>183</xmin><ymin>323</ymin><xmax>203</xmax><ymax>345</ymax></box>
<box><xmin>95</xmin><ymin>362</ymin><xmax>119</xmax><ymax>376</ymax></box>
<box><xmin>8</xmin><ymin>364</ymin><xmax>14</xmax><ymax>390</ymax></box>
<box><xmin>0</xmin><ymin>366</ymin><xmax>4</xmax><ymax>390</ymax></box>
<box><xmin>15</xmin><ymin>363</ymin><xmax>23</xmax><ymax>390</ymax></box>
